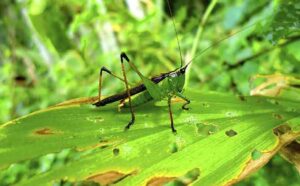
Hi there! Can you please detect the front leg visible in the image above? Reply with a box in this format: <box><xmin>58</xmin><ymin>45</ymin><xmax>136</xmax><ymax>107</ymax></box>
<box><xmin>175</xmin><ymin>92</ymin><xmax>191</xmax><ymax>110</ymax></box>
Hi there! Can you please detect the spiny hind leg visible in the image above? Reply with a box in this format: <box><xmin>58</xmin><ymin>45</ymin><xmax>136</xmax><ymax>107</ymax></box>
<box><xmin>121</xmin><ymin>52</ymin><xmax>162</xmax><ymax>100</ymax></box>
<box><xmin>168</xmin><ymin>96</ymin><xmax>177</xmax><ymax>133</ymax></box>
<box><xmin>98</xmin><ymin>66</ymin><xmax>126</xmax><ymax>102</ymax></box>
<box><xmin>120</xmin><ymin>52</ymin><xmax>143</xmax><ymax>78</ymax></box>
<box><xmin>176</xmin><ymin>92</ymin><xmax>191</xmax><ymax>110</ymax></box>
<box><xmin>120</xmin><ymin>53</ymin><xmax>135</xmax><ymax>130</ymax></box>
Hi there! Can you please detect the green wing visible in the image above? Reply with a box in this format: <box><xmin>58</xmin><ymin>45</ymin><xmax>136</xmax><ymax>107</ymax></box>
<box><xmin>141</xmin><ymin>76</ymin><xmax>164</xmax><ymax>100</ymax></box>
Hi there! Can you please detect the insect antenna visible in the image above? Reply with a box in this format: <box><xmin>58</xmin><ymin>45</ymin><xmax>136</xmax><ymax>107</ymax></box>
<box><xmin>186</xmin><ymin>14</ymin><xmax>274</xmax><ymax>65</ymax></box>
<box><xmin>166</xmin><ymin>0</ymin><xmax>184</xmax><ymax>68</ymax></box>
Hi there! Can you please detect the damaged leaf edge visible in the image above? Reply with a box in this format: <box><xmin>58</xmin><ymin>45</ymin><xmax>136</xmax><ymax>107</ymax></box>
<box><xmin>224</xmin><ymin>131</ymin><xmax>300</xmax><ymax>186</ymax></box>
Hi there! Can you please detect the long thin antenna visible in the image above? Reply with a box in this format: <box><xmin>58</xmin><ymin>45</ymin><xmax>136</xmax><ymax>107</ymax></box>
<box><xmin>187</xmin><ymin>14</ymin><xmax>274</xmax><ymax>64</ymax></box>
<box><xmin>166</xmin><ymin>0</ymin><xmax>184</xmax><ymax>67</ymax></box>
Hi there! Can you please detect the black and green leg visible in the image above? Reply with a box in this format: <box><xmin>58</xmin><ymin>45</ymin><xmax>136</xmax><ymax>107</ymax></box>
<box><xmin>98</xmin><ymin>66</ymin><xmax>127</xmax><ymax>102</ymax></box>
<box><xmin>176</xmin><ymin>92</ymin><xmax>191</xmax><ymax>110</ymax></box>
<box><xmin>120</xmin><ymin>53</ymin><xmax>135</xmax><ymax>130</ymax></box>
<box><xmin>168</xmin><ymin>96</ymin><xmax>177</xmax><ymax>133</ymax></box>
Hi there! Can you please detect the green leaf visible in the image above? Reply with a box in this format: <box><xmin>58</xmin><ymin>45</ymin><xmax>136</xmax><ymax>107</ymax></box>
<box><xmin>0</xmin><ymin>90</ymin><xmax>299</xmax><ymax>185</ymax></box>
<box><xmin>265</xmin><ymin>0</ymin><xmax>300</xmax><ymax>44</ymax></box>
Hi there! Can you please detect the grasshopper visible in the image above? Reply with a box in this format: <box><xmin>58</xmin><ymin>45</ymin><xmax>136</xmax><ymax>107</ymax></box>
<box><xmin>92</xmin><ymin>1</ymin><xmax>265</xmax><ymax>133</ymax></box>
<box><xmin>93</xmin><ymin>52</ymin><xmax>190</xmax><ymax>133</ymax></box>
<box><xmin>93</xmin><ymin>0</ymin><xmax>191</xmax><ymax>133</ymax></box>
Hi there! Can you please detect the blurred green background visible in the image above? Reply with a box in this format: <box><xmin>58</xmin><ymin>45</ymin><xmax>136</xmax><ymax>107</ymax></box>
<box><xmin>0</xmin><ymin>0</ymin><xmax>299</xmax><ymax>185</ymax></box>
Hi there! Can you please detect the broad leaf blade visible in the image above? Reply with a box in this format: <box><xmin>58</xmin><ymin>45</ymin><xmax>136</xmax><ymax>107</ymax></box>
<box><xmin>0</xmin><ymin>90</ymin><xmax>299</xmax><ymax>185</ymax></box>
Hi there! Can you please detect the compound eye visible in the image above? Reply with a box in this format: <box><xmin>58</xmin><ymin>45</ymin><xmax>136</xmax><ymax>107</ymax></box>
<box><xmin>180</xmin><ymin>68</ymin><xmax>185</xmax><ymax>74</ymax></box>
<box><xmin>169</xmin><ymin>72</ymin><xmax>177</xmax><ymax>77</ymax></box>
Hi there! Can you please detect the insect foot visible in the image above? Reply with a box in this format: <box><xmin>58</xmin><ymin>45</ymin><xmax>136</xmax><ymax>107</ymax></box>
<box><xmin>182</xmin><ymin>100</ymin><xmax>191</xmax><ymax>110</ymax></box>
<box><xmin>124</xmin><ymin>116</ymin><xmax>135</xmax><ymax>131</ymax></box>
<box><xmin>182</xmin><ymin>105</ymin><xmax>189</xmax><ymax>110</ymax></box>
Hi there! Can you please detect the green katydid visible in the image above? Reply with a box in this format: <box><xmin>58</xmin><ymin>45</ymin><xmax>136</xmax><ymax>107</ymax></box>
<box><xmin>92</xmin><ymin>1</ymin><xmax>270</xmax><ymax>133</ymax></box>
<box><xmin>93</xmin><ymin>52</ymin><xmax>190</xmax><ymax>133</ymax></box>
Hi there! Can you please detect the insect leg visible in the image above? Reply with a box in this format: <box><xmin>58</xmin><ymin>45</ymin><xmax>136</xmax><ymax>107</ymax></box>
<box><xmin>120</xmin><ymin>52</ymin><xmax>147</xmax><ymax>79</ymax></box>
<box><xmin>175</xmin><ymin>92</ymin><xmax>191</xmax><ymax>110</ymax></box>
<box><xmin>121</xmin><ymin>52</ymin><xmax>163</xmax><ymax>100</ymax></box>
<box><xmin>120</xmin><ymin>54</ymin><xmax>135</xmax><ymax>130</ymax></box>
<box><xmin>98</xmin><ymin>66</ymin><xmax>127</xmax><ymax>102</ymax></box>
<box><xmin>168</xmin><ymin>96</ymin><xmax>177</xmax><ymax>133</ymax></box>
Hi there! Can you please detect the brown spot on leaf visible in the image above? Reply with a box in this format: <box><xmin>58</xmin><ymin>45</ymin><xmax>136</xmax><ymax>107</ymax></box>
<box><xmin>225</xmin><ymin>129</ymin><xmax>238</xmax><ymax>137</ymax></box>
<box><xmin>35</xmin><ymin>128</ymin><xmax>54</xmax><ymax>135</ymax></box>
<box><xmin>167</xmin><ymin>168</ymin><xmax>201</xmax><ymax>185</ymax></box>
<box><xmin>113</xmin><ymin>148</ymin><xmax>120</xmax><ymax>156</ymax></box>
<box><xmin>280</xmin><ymin>141</ymin><xmax>300</xmax><ymax>172</ymax></box>
<box><xmin>238</xmin><ymin>95</ymin><xmax>246</xmax><ymax>101</ymax></box>
<box><xmin>87</xmin><ymin>171</ymin><xmax>131</xmax><ymax>185</ymax></box>
<box><xmin>147</xmin><ymin>177</ymin><xmax>176</xmax><ymax>186</ymax></box>
<box><xmin>272</xmin><ymin>113</ymin><xmax>283</xmax><ymax>120</ymax></box>
<box><xmin>273</xmin><ymin>124</ymin><xmax>291</xmax><ymax>136</ymax></box>
<box><xmin>77</xmin><ymin>141</ymin><xmax>111</xmax><ymax>151</ymax></box>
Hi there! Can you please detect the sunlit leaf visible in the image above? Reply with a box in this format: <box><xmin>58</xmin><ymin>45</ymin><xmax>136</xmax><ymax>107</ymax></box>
<box><xmin>0</xmin><ymin>90</ymin><xmax>299</xmax><ymax>185</ymax></box>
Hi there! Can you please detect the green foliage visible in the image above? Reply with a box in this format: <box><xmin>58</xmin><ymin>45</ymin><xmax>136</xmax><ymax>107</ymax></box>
<box><xmin>0</xmin><ymin>0</ymin><xmax>300</xmax><ymax>185</ymax></box>
<box><xmin>264</xmin><ymin>0</ymin><xmax>300</xmax><ymax>44</ymax></box>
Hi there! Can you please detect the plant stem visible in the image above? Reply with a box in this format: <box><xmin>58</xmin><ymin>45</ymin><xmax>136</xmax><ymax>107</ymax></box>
<box><xmin>185</xmin><ymin>0</ymin><xmax>219</xmax><ymax>88</ymax></box>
